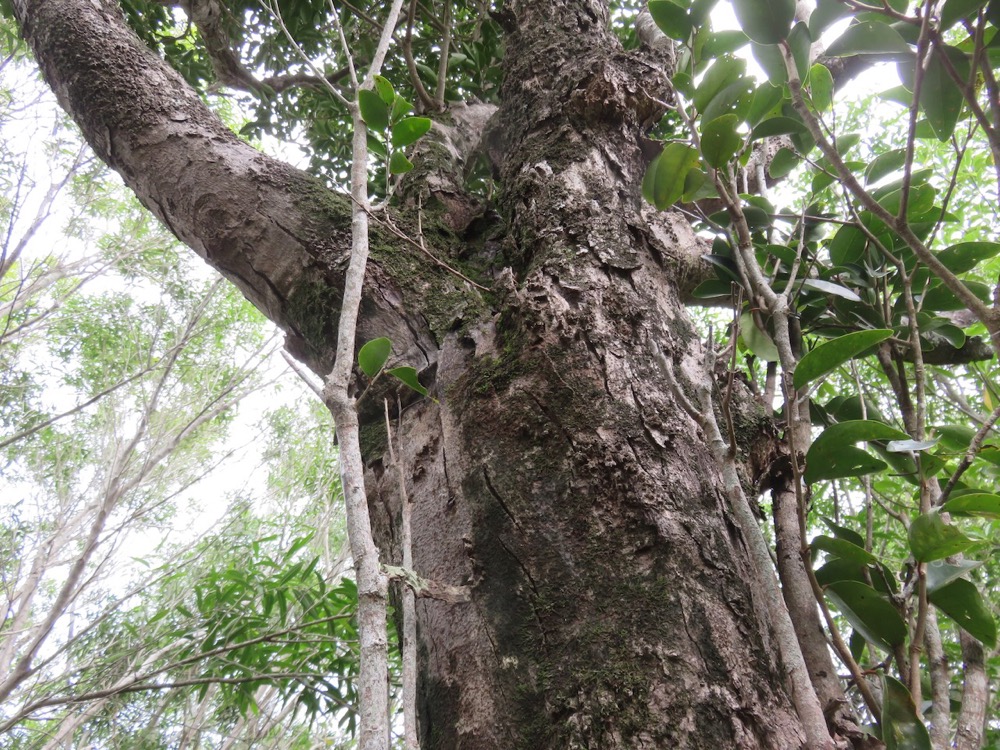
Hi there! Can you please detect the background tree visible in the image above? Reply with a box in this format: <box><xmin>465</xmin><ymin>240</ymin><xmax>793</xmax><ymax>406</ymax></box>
<box><xmin>0</xmin><ymin>40</ymin><xmax>373</xmax><ymax>747</ymax></box>
<box><xmin>5</xmin><ymin>0</ymin><xmax>1000</xmax><ymax>748</ymax></box>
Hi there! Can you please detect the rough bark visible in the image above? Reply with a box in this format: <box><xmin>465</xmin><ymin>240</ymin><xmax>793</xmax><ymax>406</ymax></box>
<box><xmin>14</xmin><ymin>0</ymin><xmax>831</xmax><ymax>747</ymax></box>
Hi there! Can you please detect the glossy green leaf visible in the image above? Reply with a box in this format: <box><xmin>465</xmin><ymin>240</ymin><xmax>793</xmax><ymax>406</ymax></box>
<box><xmin>391</xmin><ymin>116</ymin><xmax>432</xmax><ymax>148</ymax></box>
<box><xmin>387</xmin><ymin>366</ymin><xmax>430</xmax><ymax>397</ymax></box>
<box><xmin>700</xmin><ymin>114</ymin><xmax>743</xmax><ymax>168</ymax></box>
<box><xmin>825</xmin><ymin>581</ymin><xmax>907</xmax><ymax>651</ymax></box>
<box><xmin>908</xmin><ymin>510</ymin><xmax>974</xmax><ymax>562</ymax></box>
<box><xmin>732</xmin><ymin>0</ymin><xmax>795</xmax><ymax>43</ymax></box>
<box><xmin>740</xmin><ymin>310</ymin><xmax>779</xmax><ymax>361</ymax></box>
<box><xmin>928</xmin><ymin>578</ymin><xmax>997</xmax><ymax>648</ymax></box>
<box><xmin>373</xmin><ymin>75</ymin><xmax>395</xmax><ymax>105</ymax></box>
<box><xmin>643</xmin><ymin>143</ymin><xmax>700</xmax><ymax>210</ymax></box>
<box><xmin>804</xmin><ymin>444</ymin><xmax>886</xmax><ymax>483</ymax></box>
<box><xmin>648</xmin><ymin>0</ymin><xmax>693</xmax><ymax>40</ymax></box>
<box><xmin>881</xmin><ymin>674</ymin><xmax>932</xmax><ymax>750</ymax></box>
<box><xmin>825</xmin><ymin>21</ymin><xmax>913</xmax><ymax>58</ymax></box>
<box><xmin>811</xmin><ymin>535</ymin><xmax>878</xmax><ymax>565</ymax></box>
<box><xmin>793</xmin><ymin>329</ymin><xmax>894</xmax><ymax>389</ymax></box>
<box><xmin>358</xmin><ymin>89</ymin><xmax>390</xmax><ymax>131</ymax></box>
<box><xmin>358</xmin><ymin>337</ymin><xmax>391</xmax><ymax>377</ymax></box>
<box><xmin>389</xmin><ymin>151</ymin><xmax>414</xmax><ymax>174</ymax></box>
<box><xmin>926</xmin><ymin>559</ymin><xmax>983</xmax><ymax>592</ymax></box>
<box><xmin>805</xmin><ymin>420</ymin><xmax>907</xmax><ymax>482</ymax></box>
<box><xmin>937</xmin><ymin>242</ymin><xmax>1000</xmax><ymax>274</ymax></box>
<box><xmin>943</xmin><ymin>492</ymin><xmax>1000</xmax><ymax>518</ymax></box>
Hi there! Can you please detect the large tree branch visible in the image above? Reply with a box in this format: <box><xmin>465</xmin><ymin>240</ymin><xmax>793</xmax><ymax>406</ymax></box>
<box><xmin>11</xmin><ymin>0</ymin><xmax>444</xmax><ymax>377</ymax></box>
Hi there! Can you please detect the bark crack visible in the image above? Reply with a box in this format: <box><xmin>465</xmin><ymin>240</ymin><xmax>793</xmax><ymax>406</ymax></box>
<box><xmin>482</xmin><ymin>467</ymin><xmax>520</xmax><ymax>530</ymax></box>
<box><xmin>495</xmin><ymin>536</ymin><xmax>549</xmax><ymax>647</ymax></box>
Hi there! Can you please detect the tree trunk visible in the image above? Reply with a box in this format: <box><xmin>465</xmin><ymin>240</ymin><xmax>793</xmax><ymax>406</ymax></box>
<box><xmin>14</xmin><ymin>0</ymin><xmax>823</xmax><ymax>746</ymax></box>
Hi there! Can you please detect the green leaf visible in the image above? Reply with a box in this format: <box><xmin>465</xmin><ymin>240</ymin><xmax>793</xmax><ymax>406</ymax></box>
<box><xmin>391</xmin><ymin>116</ymin><xmax>432</xmax><ymax>148</ymax></box>
<box><xmin>823</xmin><ymin>517</ymin><xmax>867</xmax><ymax>548</ymax></box>
<box><xmin>928</xmin><ymin>578</ymin><xmax>997</xmax><ymax>648</ymax></box>
<box><xmin>811</xmin><ymin>535</ymin><xmax>878</xmax><ymax>565</ymax></box>
<box><xmin>643</xmin><ymin>143</ymin><xmax>700</xmax><ymax>210</ymax></box>
<box><xmin>941</xmin><ymin>0</ymin><xmax>990</xmax><ymax>31</ymax></box>
<box><xmin>926</xmin><ymin>559</ymin><xmax>983</xmax><ymax>592</ymax></box>
<box><xmin>648</xmin><ymin>0</ymin><xmax>693</xmax><ymax>40</ymax></box>
<box><xmin>367</xmin><ymin>133</ymin><xmax>387</xmax><ymax>158</ymax></box>
<box><xmin>943</xmin><ymin>492</ymin><xmax>1000</xmax><ymax>518</ymax></box>
<box><xmin>937</xmin><ymin>241</ymin><xmax>1000</xmax><ymax>274</ymax></box>
<box><xmin>390</xmin><ymin>94</ymin><xmax>414</xmax><ymax>121</ymax></box>
<box><xmin>865</xmin><ymin>148</ymin><xmax>907</xmax><ymax>184</ymax></box>
<box><xmin>373</xmin><ymin>75</ymin><xmax>395</xmax><ymax>105</ymax></box>
<box><xmin>908</xmin><ymin>510</ymin><xmax>974</xmax><ymax>562</ymax></box>
<box><xmin>805</xmin><ymin>420</ymin><xmax>907</xmax><ymax>482</ymax></box>
<box><xmin>768</xmin><ymin>147</ymin><xmax>800</xmax><ymax>178</ymax></box>
<box><xmin>693</xmin><ymin>55</ymin><xmax>746</xmax><ymax>112</ymax></box>
<box><xmin>793</xmin><ymin>329</ymin><xmax>894</xmax><ymax>389</ymax></box>
<box><xmin>807</xmin><ymin>63</ymin><xmax>834</xmax><ymax>111</ymax></box>
<box><xmin>918</xmin><ymin>47</ymin><xmax>966</xmax><ymax>141</ymax></box>
<box><xmin>749</xmin><ymin>116</ymin><xmax>808</xmax><ymax>140</ymax></box>
<box><xmin>881</xmin><ymin>674</ymin><xmax>932</xmax><ymax>750</ymax></box>
<box><xmin>358</xmin><ymin>89</ymin><xmax>390</xmax><ymax>131</ymax></box>
<box><xmin>387</xmin><ymin>366</ymin><xmax>430</xmax><ymax>397</ymax></box>
<box><xmin>700</xmin><ymin>114</ymin><xmax>743</xmax><ymax>168</ymax></box>
<box><xmin>804</xmin><ymin>444</ymin><xmax>886</xmax><ymax>483</ymax></box>
<box><xmin>825</xmin><ymin>581</ymin><xmax>907</xmax><ymax>651</ymax></box>
<box><xmin>389</xmin><ymin>151</ymin><xmax>414</xmax><ymax>174</ymax></box>
<box><xmin>747</xmin><ymin>83</ymin><xmax>782</xmax><ymax>126</ymax></box>
<box><xmin>828</xmin><ymin>224</ymin><xmax>868</xmax><ymax>265</ymax></box>
<box><xmin>740</xmin><ymin>310</ymin><xmax>779</xmax><ymax>361</ymax></box>
<box><xmin>732</xmin><ymin>0</ymin><xmax>795</xmax><ymax>43</ymax></box>
<box><xmin>358</xmin><ymin>337</ymin><xmax>391</xmax><ymax>377</ymax></box>
<box><xmin>825</xmin><ymin>21</ymin><xmax>913</xmax><ymax>58</ymax></box>
<box><xmin>810</xmin><ymin>0</ymin><xmax>851</xmax><ymax>36</ymax></box>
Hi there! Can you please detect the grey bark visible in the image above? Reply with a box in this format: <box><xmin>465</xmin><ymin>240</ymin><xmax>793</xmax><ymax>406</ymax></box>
<box><xmin>13</xmin><ymin>0</ymin><xmax>838</xmax><ymax>747</ymax></box>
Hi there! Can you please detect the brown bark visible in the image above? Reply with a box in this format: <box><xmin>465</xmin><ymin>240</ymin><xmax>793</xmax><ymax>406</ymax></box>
<box><xmin>14</xmin><ymin>0</ymin><xmax>834</xmax><ymax>747</ymax></box>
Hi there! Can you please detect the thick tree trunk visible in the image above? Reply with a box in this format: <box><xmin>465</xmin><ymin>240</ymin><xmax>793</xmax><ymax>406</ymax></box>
<box><xmin>15</xmin><ymin>0</ymin><xmax>825</xmax><ymax>747</ymax></box>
